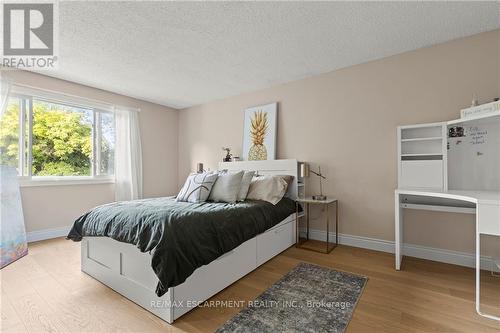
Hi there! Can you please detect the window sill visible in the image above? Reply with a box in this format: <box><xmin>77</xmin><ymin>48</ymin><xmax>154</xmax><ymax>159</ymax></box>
<box><xmin>18</xmin><ymin>177</ymin><xmax>115</xmax><ymax>187</ymax></box>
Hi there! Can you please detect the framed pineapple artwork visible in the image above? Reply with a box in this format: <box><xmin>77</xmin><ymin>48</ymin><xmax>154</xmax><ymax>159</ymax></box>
<box><xmin>242</xmin><ymin>102</ymin><xmax>277</xmax><ymax>161</ymax></box>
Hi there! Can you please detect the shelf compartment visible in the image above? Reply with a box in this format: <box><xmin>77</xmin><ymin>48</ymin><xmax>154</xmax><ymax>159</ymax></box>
<box><xmin>401</xmin><ymin>126</ymin><xmax>443</xmax><ymax>140</ymax></box>
<box><xmin>401</xmin><ymin>137</ymin><xmax>442</xmax><ymax>142</ymax></box>
<box><xmin>401</xmin><ymin>140</ymin><xmax>443</xmax><ymax>155</ymax></box>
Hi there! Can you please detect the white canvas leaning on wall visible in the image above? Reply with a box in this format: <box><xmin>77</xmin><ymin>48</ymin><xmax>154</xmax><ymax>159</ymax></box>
<box><xmin>242</xmin><ymin>102</ymin><xmax>277</xmax><ymax>161</ymax></box>
<box><xmin>0</xmin><ymin>166</ymin><xmax>28</xmax><ymax>268</ymax></box>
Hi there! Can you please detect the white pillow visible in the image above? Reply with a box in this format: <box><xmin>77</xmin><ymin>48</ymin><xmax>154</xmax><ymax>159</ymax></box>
<box><xmin>176</xmin><ymin>172</ymin><xmax>218</xmax><ymax>203</ymax></box>
<box><xmin>246</xmin><ymin>175</ymin><xmax>287</xmax><ymax>205</ymax></box>
<box><xmin>237</xmin><ymin>171</ymin><xmax>256</xmax><ymax>201</ymax></box>
<box><xmin>209</xmin><ymin>171</ymin><xmax>244</xmax><ymax>203</ymax></box>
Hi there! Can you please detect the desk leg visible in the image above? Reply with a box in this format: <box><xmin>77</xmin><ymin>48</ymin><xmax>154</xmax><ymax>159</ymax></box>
<box><xmin>335</xmin><ymin>200</ymin><xmax>339</xmax><ymax>246</ymax></box>
<box><xmin>326</xmin><ymin>203</ymin><xmax>329</xmax><ymax>253</ymax></box>
<box><xmin>474</xmin><ymin>214</ymin><xmax>500</xmax><ymax>321</ymax></box>
<box><xmin>295</xmin><ymin>202</ymin><xmax>299</xmax><ymax>246</ymax></box>
<box><xmin>306</xmin><ymin>203</ymin><xmax>310</xmax><ymax>241</ymax></box>
<box><xmin>475</xmin><ymin>224</ymin><xmax>481</xmax><ymax>317</ymax></box>
<box><xmin>395</xmin><ymin>193</ymin><xmax>403</xmax><ymax>270</ymax></box>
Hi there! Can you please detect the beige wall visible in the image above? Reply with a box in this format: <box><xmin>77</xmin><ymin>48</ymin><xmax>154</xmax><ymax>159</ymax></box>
<box><xmin>3</xmin><ymin>30</ymin><xmax>498</xmax><ymax>253</ymax></box>
<box><xmin>1</xmin><ymin>70</ymin><xmax>179</xmax><ymax>233</ymax></box>
<box><xmin>498</xmin><ymin>30</ymin><xmax>500</xmax><ymax>96</ymax></box>
<box><xmin>178</xmin><ymin>30</ymin><xmax>500</xmax><ymax>253</ymax></box>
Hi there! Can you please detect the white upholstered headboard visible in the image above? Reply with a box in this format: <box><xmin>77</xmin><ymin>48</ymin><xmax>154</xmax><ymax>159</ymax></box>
<box><xmin>219</xmin><ymin>159</ymin><xmax>299</xmax><ymax>199</ymax></box>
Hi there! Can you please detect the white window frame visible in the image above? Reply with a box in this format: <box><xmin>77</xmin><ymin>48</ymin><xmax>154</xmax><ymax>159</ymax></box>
<box><xmin>8</xmin><ymin>90</ymin><xmax>116</xmax><ymax>187</ymax></box>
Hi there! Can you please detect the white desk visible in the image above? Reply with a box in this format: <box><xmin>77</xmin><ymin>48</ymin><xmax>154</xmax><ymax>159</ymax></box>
<box><xmin>395</xmin><ymin>188</ymin><xmax>500</xmax><ymax>322</ymax></box>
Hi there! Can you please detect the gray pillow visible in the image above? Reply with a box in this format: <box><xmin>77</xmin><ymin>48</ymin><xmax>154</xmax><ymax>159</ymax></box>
<box><xmin>176</xmin><ymin>172</ymin><xmax>218</xmax><ymax>203</ymax></box>
<box><xmin>209</xmin><ymin>171</ymin><xmax>244</xmax><ymax>203</ymax></box>
<box><xmin>246</xmin><ymin>175</ymin><xmax>288</xmax><ymax>205</ymax></box>
<box><xmin>237</xmin><ymin>171</ymin><xmax>256</xmax><ymax>201</ymax></box>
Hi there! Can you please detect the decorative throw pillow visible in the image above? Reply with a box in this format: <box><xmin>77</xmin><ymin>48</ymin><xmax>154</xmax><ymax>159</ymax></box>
<box><xmin>176</xmin><ymin>172</ymin><xmax>218</xmax><ymax>203</ymax></box>
<box><xmin>237</xmin><ymin>171</ymin><xmax>256</xmax><ymax>201</ymax></box>
<box><xmin>246</xmin><ymin>175</ymin><xmax>288</xmax><ymax>205</ymax></box>
<box><xmin>209</xmin><ymin>171</ymin><xmax>244</xmax><ymax>203</ymax></box>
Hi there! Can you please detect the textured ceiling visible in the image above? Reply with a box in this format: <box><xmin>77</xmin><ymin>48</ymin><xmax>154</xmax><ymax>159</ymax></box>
<box><xmin>40</xmin><ymin>1</ymin><xmax>500</xmax><ymax>109</ymax></box>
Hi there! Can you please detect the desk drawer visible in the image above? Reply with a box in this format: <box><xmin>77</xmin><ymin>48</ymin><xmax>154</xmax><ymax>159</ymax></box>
<box><xmin>478</xmin><ymin>204</ymin><xmax>500</xmax><ymax>236</ymax></box>
<box><xmin>400</xmin><ymin>160</ymin><xmax>443</xmax><ymax>190</ymax></box>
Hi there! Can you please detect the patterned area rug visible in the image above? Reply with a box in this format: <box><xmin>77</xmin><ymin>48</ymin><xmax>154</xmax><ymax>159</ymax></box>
<box><xmin>215</xmin><ymin>262</ymin><xmax>367</xmax><ymax>333</ymax></box>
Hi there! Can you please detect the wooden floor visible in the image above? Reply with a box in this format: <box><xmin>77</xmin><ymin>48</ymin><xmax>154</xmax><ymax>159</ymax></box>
<box><xmin>1</xmin><ymin>238</ymin><xmax>499</xmax><ymax>333</ymax></box>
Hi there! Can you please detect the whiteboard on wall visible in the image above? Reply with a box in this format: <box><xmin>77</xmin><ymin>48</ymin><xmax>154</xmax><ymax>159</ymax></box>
<box><xmin>447</xmin><ymin>115</ymin><xmax>500</xmax><ymax>190</ymax></box>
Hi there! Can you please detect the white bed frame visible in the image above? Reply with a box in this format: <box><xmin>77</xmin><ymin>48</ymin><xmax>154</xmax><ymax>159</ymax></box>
<box><xmin>81</xmin><ymin>159</ymin><xmax>299</xmax><ymax>323</ymax></box>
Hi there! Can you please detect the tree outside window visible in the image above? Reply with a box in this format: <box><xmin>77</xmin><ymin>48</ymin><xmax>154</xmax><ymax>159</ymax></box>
<box><xmin>0</xmin><ymin>96</ymin><xmax>115</xmax><ymax>178</ymax></box>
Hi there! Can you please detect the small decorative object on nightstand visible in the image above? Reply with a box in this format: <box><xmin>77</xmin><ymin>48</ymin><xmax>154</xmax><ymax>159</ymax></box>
<box><xmin>196</xmin><ymin>163</ymin><xmax>204</xmax><ymax>173</ymax></box>
<box><xmin>296</xmin><ymin>197</ymin><xmax>338</xmax><ymax>254</ymax></box>
<box><xmin>222</xmin><ymin>147</ymin><xmax>232</xmax><ymax>162</ymax></box>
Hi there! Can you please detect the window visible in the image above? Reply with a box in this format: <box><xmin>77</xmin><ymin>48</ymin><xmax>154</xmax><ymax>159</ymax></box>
<box><xmin>0</xmin><ymin>90</ymin><xmax>115</xmax><ymax>184</ymax></box>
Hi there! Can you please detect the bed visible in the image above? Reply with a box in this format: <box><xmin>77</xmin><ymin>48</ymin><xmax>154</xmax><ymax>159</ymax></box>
<box><xmin>69</xmin><ymin>159</ymin><xmax>300</xmax><ymax>323</ymax></box>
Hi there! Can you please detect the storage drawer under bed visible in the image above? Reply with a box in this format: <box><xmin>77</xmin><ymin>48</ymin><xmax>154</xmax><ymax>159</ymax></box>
<box><xmin>173</xmin><ymin>236</ymin><xmax>257</xmax><ymax>318</ymax></box>
<box><xmin>256</xmin><ymin>217</ymin><xmax>296</xmax><ymax>266</ymax></box>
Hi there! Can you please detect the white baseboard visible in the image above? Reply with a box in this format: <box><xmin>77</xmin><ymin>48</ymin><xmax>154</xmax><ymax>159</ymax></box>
<box><xmin>25</xmin><ymin>225</ymin><xmax>498</xmax><ymax>272</ymax></box>
<box><xmin>27</xmin><ymin>226</ymin><xmax>71</xmax><ymax>243</ymax></box>
<box><xmin>299</xmin><ymin>228</ymin><xmax>499</xmax><ymax>272</ymax></box>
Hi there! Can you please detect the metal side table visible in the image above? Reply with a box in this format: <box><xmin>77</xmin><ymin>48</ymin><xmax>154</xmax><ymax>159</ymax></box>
<box><xmin>296</xmin><ymin>197</ymin><xmax>338</xmax><ymax>254</ymax></box>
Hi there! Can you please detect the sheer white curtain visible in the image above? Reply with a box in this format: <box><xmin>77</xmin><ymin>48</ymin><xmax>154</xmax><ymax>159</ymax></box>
<box><xmin>114</xmin><ymin>107</ymin><xmax>143</xmax><ymax>201</ymax></box>
<box><xmin>0</xmin><ymin>79</ymin><xmax>12</xmax><ymax>117</ymax></box>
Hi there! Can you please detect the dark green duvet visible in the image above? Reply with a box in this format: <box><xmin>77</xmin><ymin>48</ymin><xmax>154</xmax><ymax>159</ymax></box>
<box><xmin>67</xmin><ymin>197</ymin><xmax>296</xmax><ymax>297</ymax></box>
